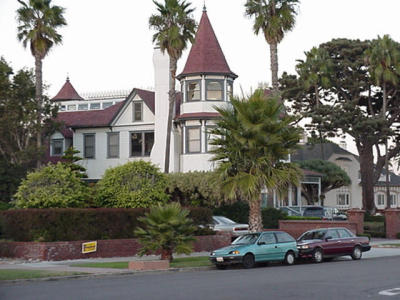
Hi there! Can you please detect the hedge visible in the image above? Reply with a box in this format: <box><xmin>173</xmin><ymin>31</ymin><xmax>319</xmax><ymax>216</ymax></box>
<box><xmin>0</xmin><ymin>207</ymin><xmax>212</xmax><ymax>242</ymax></box>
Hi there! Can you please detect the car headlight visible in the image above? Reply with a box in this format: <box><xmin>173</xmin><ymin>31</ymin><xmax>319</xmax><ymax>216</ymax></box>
<box><xmin>229</xmin><ymin>250</ymin><xmax>240</xmax><ymax>255</ymax></box>
<box><xmin>210</xmin><ymin>252</ymin><xmax>215</xmax><ymax>256</ymax></box>
<box><xmin>297</xmin><ymin>245</ymin><xmax>309</xmax><ymax>249</ymax></box>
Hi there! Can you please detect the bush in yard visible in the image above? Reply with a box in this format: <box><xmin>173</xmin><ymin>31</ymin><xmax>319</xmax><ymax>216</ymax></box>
<box><xmin>15</xmin><ymin>163</ymin><xmax>90</xmax><ymax>208</ymax></box>
<box><xmin>262</xmin><ymin>207</ymin><xmax>288</xmax><ymax>229</ymax></box>
<box><xmin>96</xmin><ymin>161</ymin><xmax>168</xmax><ymax>208</ymax></box>
<box><xmin>213</xmin><ymin>201</ymin><xmax>249</xmax><ymax>224</ymax></box>
<box><xmin>135</xmin><ymin>203</ymin><xmax>196</xmax><ymax>261</ymax></box>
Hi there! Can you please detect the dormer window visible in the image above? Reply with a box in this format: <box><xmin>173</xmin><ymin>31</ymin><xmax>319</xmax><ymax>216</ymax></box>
<box><xmin>206</xmin><ymin>80</ymin><xmax>223</xmax><ymax>101</ymax></box>
<box><xmin>133</xmin><ymin>102</ymin><xmax>143</xmax><ymax>122</ymax></box>
<box><xmin>186</xmin><ymin>80</ymin><xmax>201</xmax><ymax>101</ymax></box>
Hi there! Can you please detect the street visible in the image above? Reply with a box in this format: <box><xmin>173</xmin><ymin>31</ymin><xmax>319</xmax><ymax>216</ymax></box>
<box><xmin>1</xmin><ymin>256</ymin><xmax>400</xmax><ymax>300</ymax></box>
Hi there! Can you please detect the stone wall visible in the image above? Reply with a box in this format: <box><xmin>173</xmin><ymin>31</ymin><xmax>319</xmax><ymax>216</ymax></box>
<box><xmin>278</xmin><ymin>220</ymin><xmax>358</xmax><ymax>239</ymax></box>
<box><xmin>0</xmin><ymin>234</ymin><xmax>231</xmax><ymax>261</ymax></box>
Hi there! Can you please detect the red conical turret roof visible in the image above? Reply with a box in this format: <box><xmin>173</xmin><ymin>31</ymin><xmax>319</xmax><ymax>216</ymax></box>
<box><xmin>178</xmin><ymin>9</ymin><xmax>237</xmax><ymax>79</ymax></box>
<box><xmin>51</xmin><ymin>77</ymin><xmax>83</xmax><ymax>101</ymax></box>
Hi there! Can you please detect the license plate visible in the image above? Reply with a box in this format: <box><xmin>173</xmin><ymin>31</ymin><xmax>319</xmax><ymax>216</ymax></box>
<box><xmin>216</xmin><ymin>257</ymin><xmax>224</xmax><ymax>262</ymax></box>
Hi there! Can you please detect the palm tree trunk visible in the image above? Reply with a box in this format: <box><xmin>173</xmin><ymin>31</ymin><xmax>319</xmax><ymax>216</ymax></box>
<box><xmin>248</xmin><ymin>197</ymin><xmax>263</xmax><ymax>232</ymax></box>
<box><xmin>35</xmin><ymin>54</ymin><xmax>43</xmax><ymax>168</ymax></box>
<box><xmin>269</xmin><ymin>42</ymin><xmax>279</xmax><ymax>94</ymax></box>
<box><xmin>164</xmin><ymin>56</ymin><xmax>177</xmax><ymax>174</ymax></box>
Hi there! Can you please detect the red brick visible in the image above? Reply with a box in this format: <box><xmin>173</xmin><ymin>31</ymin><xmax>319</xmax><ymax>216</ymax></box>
<box><xmin>385</xmin><ymin>209</ymin><xmax>400</xmax><ymax>239</ymax></box>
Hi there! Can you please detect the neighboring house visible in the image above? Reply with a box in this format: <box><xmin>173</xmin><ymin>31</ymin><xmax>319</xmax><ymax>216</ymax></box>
<box><xmin>292</xmin><ymin>143</ymin><xmax>400</xmax><ymax>210</ymax></box>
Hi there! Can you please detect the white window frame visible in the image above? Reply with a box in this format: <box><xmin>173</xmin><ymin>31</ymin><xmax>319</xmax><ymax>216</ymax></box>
<box><xmin>206</xmin><ymin>79</ymin><xmax>224</xmax><ymax>101</ymax></box>
<box><xmin>376</xmin><ymin>193</ymin><xmax>385</xmax><ymax>206</ymax></box>
<box><xmin>133</xmin><ymin>102</ymin><xmax>143</xmax><ymax>122</ymax></box>
<box><xmin>51</xmin><ymin>139</ymin><xmax>64</xmax><ymax>156</ymax></box>
<box><xmin>83</xmin><ymin>133</ymin><xmax>95</xmax><ymax>159</ymax></box>
<box><xmin>186</xmin><ymin>126</ymin><xmax>201</xmax><ymax>154</ymax></box>
<box><xmin>107</xmin><ymin>132</ymin><xmax>120</xmax><ymax>158</ymax></box>
<box><xmin>186</xmin><ymin>80</ymin><xmax>201</xmax><ymax>102</ymax></box>
<box><xmin>336</xmin><ymin>192</ymin><xmax>350</xmax><ymax>206</ymax></box>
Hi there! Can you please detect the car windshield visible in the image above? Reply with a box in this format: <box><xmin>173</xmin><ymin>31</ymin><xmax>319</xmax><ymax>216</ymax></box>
<box><xmin>298</xmin><ymin>230</ymin><xmax>326</xmax><ymax>241</ymax></box>
<box><xmin>303</xmin><ymin>207</ymin><xmax>324</xmax><ymax>217</ymax></box>
<box><xmin>214</xmin><ymin>216</ymin><xmax>236</xmax><ymax>225</ymax></box>
<box><xmin>232</xmin><ymin>233</ymin><xmax>260</xmax><ymax>245</ymax></box>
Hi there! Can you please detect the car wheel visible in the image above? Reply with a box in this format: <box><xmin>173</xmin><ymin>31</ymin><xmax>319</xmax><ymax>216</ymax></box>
<box><xmin>242</xmin><ymin>253</ymin><xmax>255</xmax><ymax>269</ymax></box>
<box><xmin>284</xmin><ymin>251</ymin><xmax>295</xmax><ymax>265</ymax></box>
<box><xmin>313</xmin><ymin>248</ymin><xmax>323</xmax><ymax>263</ymax></box>
<box><xmin>216</xmin><ymin>264</ymin><xmax>226</xmax><ymax>270</ymax></box>
<box><xmin>351</xmin><ymin>246</ymin><xmax>362</xmax><ymax>260</ymax></box>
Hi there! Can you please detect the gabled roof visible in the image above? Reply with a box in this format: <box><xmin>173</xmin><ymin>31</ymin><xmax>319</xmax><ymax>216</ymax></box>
<box><xmin>51</xmin><ymin>77</ymin><xmax>83</xmax><ymax>101</ymax></box>
<box><xmin>135</xmin><ymin>88</ymin><xmax>155</xmax><ymax>114</ymax></box>
<box><xmin>292</xmin><ymin>143</ymin><xmax>355</xmax><ymax>162</ymax></box>
<box><xmin>177</xmin><ymin>9</ymin><xmax>237</xmax><ymax>79</ymax></box>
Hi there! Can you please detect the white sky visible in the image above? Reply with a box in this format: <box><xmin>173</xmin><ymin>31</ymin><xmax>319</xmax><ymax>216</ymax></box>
<box><xmin>1</xmin><ymin>0</ymin><xmax>400</xmax><ymax>155</ymax></box>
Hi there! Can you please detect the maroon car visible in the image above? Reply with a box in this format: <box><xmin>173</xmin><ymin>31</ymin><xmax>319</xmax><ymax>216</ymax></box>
<box><xmin>297</xmin><ymin>227</ymin><xmax>371</xmax><ymax>263</ymax></box>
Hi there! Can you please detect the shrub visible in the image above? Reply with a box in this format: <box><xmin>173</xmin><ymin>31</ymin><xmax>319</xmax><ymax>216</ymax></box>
<box><xmin>135</xmin><ymin>203</ymin><xmax>196</xmax><ymax>261</ymax></box>
<box><xmin>262</xmin><ymin>207</ymin><xmax>288</xmax><ymax>229</ymax></box>
<box><xmin>15</xmin><ymin>163</ymin><xmax>91</xmax><ymax>208</ymax></box>
<box><xmin>365</xmin><ymin>213</ymin><xmax>385</xmax><ymax>222</ymax></box>
<box><xmin>187</xmin><ymin>207</ymin><xmax>213</xmax><ymax>226</ymax></box>
<box><xmin>96</xmin><ymin>161</ymin><xmax>168</xmax><ymax>208</ymax></box>
<box><xmin>396</xmin><ymin>232</ymin><xmax>400</xmax><ymax>239</ymax></box>
<box><xmin>284</xmin><ymin>216</ymin><xmax>321</xmax><ymax>220</ymax></box>
<box><xmin>0</xmin><ymin>207</ymin><xmax>212</xmax><ymax>242</ymax></box>
<box><xmin>166</xmin><ymin>171</ymin><xmax>224</xmax><ymax>207</ymax></box>
<box><xmin>213</xmin><ymin>202</ymin><xmax>249</xmax><ymax>224</ymax></box>
<box><xmin>358</xmin><ymin>233</ymin><xmax>372</xmax><ymax>239</ymax></box>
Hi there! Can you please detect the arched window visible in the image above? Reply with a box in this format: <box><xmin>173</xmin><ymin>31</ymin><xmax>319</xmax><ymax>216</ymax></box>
<box><xmin>206</xmin><ymin>80</ymin><xmax>223</xmax><ymax>101</ymax></box>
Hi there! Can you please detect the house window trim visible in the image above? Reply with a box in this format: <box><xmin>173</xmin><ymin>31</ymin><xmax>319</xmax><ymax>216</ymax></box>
<box><xmin>227</xmin><ymin>80</ymin><xmax>233</xmax><ymax>101</ymax></box>
<box><xmin>83</xmin><ymin>133</ymin><xmax>96</xmax><ymax>159</ymax></box>
<box><xmin>133</xmin><ymin>101</ymin><xmax>143</xmax><ymax>122</ymax></box>
<box><xmin>107</xmin><ymin>132</ymin><xmax>120</xmax><ymax>159</ymax></box>
<box><xmin>51</xmin><ymin>138</ymin><xmax>64</xmax><ymax>157</ymax></box>
<box><xmin>376</xmin><ymin>193</ymin><xmax>385</xmax><ymax>206</ymax></box>
<box><xmin>78</xmin><ymin>103</ymin><xmax>89</xmax><ymax>111</ymax></box>
<box><xmin>390</xmin><ymin>193</ymin><xmax>397</xmax><ymax>207</ymax></box>
<box><xmin>185</xmin><ymin>126</ymin><xmax>202</xmax><ymax>154</ymax></box>
<box><xmin>186</xmin><ymin>80</ymin><xmax>202</xmax><ymax>102</ymax></box>
<box><xmin>336</xmin><ymin>192</ymin><xmax>350</xmax><ymax>206</ymax></box>
<box><xmin>205</xmin><ymin>125</ymin><xmax>216</xmax><ymax>153</ymax></box>
<box><xmin>205</xmin><ymin>79</ymin><xmax>224</xmax><ymax>101</ymax></box>
<box><xmin>129</xmin><ymin>130</ymin><xmax>154</xmax><ymax>157</ymax></box>
<box><xmin>90</xmin><ymin>102</ymin><xmax>101</xmax><ymax>110</ymax></box>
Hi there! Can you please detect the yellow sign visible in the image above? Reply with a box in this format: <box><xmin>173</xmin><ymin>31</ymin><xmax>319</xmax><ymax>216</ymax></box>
<box><xmin>82</xmin><ymin>241</ymin><xmax>97</xmax><ymax>254</ymax></box>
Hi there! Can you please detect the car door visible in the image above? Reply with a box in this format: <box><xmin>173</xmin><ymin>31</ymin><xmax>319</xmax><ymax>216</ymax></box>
<box><xmin>274</xmin><ymin>232</ymin><xmax>296</xmax><ymax>260</ymax></box>
<box><xmin>337</xmin><ymin>228</ymin><xmax>355</xmax><ymax>254</ymax></box>
<box><xmin>323</xmin><ymin>229</ymin><xmax>342</xmax><ymax>255</ymax></box>
<box><xmin>253</xmin><ymin>232</ymin><xmax>278</xmax><ymax>262</ymax></box>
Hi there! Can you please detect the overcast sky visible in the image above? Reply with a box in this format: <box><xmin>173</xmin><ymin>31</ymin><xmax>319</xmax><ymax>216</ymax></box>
<box><xmin>1</xmin><ymin>0</ymin><xmax>400</xmax><ymax>98</ymax></box>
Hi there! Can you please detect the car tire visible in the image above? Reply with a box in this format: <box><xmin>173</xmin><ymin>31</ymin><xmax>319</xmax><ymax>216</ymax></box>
<box><xmin>284</xmin><ymin>251</ymin><xmax>295</xmax><ymax>265</ymax></box>
<box><xmin>242</xmin><ymin>253</ymin><xmax>255</xmax><ymax>269</ymax></box>
<box><xmin>351</xmin><ymin>246</ymin><xmax>362</xmax><ymax>260</ymax></box>
<box><xmin>313</xmin><ymin>248</ymin><xmax>323</xmax><ymax>263</ymax></box>
<box><xmin>216</xmin><ymin>264</ymin><xmax>226</xmax><ymax>270</ymax></box>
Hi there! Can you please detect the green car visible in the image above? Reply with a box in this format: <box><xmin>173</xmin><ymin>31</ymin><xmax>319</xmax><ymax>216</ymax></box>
<box><xmin>209</xmin><ymin>231</ymin><xmax>298</xmax><ymax>269</ymax></box>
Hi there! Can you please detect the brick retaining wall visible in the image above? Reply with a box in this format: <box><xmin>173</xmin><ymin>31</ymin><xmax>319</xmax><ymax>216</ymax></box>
<box><xmin>0</xmin><ymin>234</ymin><xmax>231</xmax><ymax>261</ymax></box>
<box><xmin>279</xmin><ymin>220</ymin><xmax>358</xmax><ymax>239</ymax></box>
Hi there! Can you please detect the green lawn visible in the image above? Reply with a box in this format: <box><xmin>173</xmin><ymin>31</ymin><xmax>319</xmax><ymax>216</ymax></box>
<box><xmin>71</xmin><ymin>256</ymin><xmax>211</xmax><ymax>269</ymax></box>
<box><xmin>0</xmin><ymin>269</ymin><xmax>86</xmax><ymax>281</ymax></box>
<box><xmin>379</xmin><ymin>243</ymin><xmax>400</xmax><ymax>248</ymax></box>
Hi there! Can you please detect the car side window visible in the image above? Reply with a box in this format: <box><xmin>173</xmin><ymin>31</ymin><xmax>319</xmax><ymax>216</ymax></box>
<box><xmin>275</xmin><ymin>232</ymin><xmax>295</xmax><ymax>243</ymax></box>
<box><xmin>338</xmin><ymin>228</ymin><xmax>353</xmax><ymax>238</ymax></box>
<box><xmin>258</xmin><ymin>233</ymin><xmax>276</xmax><ymax>244</ymax></box>
<box><xmin>326</xmin><ymin>229</ymin><xmax>340</xmax><ymax>239</ymax></box>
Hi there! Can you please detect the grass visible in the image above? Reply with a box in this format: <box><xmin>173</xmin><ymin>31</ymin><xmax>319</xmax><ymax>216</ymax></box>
<box><xmin>0</xmin><ymin>269</ymin><xmax>87</xmax><ymax>281</ymax></box>
<box><xmin>71</xmin><ymin>256</ymin><xmax>211</xmax><ymax>269</ymax></box>
<box><xmin>379</xmin><ymin>243</ymin><xmax>400</xmax><ymax>248</ymax></box>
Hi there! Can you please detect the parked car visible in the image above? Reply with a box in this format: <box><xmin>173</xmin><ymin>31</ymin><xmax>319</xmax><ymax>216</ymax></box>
<box><xmin>209</xmin><ymin>231</ymin><xmax>298</xmax><ymax>269</ymax></box>
<box><xmin>301</xmin><ymin>206</ymin><xmax>347</xmax><ymax>220</ymax></box>
<box><xmin>296</xmin><ymin>227</ymin><xmax>371</xmax><ymax>263</ymax></box>
<box><xmin>211</xmin><ymin>216</ymin><xmax>249</xmax><ymax>237</ymax></box>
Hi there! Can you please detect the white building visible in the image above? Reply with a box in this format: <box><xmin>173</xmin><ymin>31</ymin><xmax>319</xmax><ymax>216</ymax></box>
<box><xmin>48</xmin><ymin>8</ymin><xmax>236</xmax><ymax>179</ymax></box>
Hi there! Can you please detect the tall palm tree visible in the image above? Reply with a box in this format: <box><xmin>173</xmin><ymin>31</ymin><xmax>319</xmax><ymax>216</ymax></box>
<box><xmin>245</xmin><ymin>0</ymin><xmax>299</xmax><ymax>94</ymax></box>
<box><xmin>365</xmin><ymin>35</ymin><xmax>400</xmax><ymax>209</ymax></box>
<box><xmin>16</xmin><ymin>0</ymin><xmax>66</xmax><ymax>167</ymax></box>
<box><xmin>149</xmin><ymin>0</ymin><xmax>196</xmax><ymax>173</ymax></box>
<box><xmin>210</xmin><ymin>89</ymin><xmax>302</xmax><ymax>231</ymax></box>
<box><xmin>296</xmin><ymin>47</ymin><xmax>333</xmax><ymax>159</ymax></box>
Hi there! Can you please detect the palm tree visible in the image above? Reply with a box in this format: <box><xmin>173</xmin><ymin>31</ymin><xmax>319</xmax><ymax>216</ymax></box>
<box><xmin>245</xmin><ymin>0</ymin><xmax>299</xmax><ymax>93</ymax></box>
<box><xmin>149</xmin><ymin>0</ymin><xmax>196</xmax><ymax>173</ymax></box>
<box><xmin>16</xmin><ymin>0</ymin><xmax>66</xmax><ymax>167</ymax></box>
<box><xmin>210</xmin><ymin>89</ymin><xmax>302</xmax><ymax>231</ymax></box>
<box><xmin>296</xmin><ymin>47</ymin><xmax>333</xmax><ymax>159</ymax></box>
<box><xmin>365</xmin><ymin>35</ymin><xmax>400</xmax><ymax>209</ymax></box>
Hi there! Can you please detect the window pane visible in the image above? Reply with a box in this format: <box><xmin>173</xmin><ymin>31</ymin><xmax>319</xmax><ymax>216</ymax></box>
<box><xmin>326</xmin><ymin>229</ymin><xmax>339</xmax><ymax>239</ymax></box>
<box><xmin>259</xmin><ymin>233</ymin><xmax>275</xmax><ymax>244</ymax></box>
<box><xmin>84</xmin><ymin>134</ymin><xmax>95</xmax><ymax>158</ymax></box>
<box><xmin>78</xmin><ymin>104</ymin><xmax>88</xmax><ymax>110</ymax></box>
<box><xmin>67</xmin><ymin>104</ymin><xmax>76</xmax><ymax>111</ymax></box>
<box><xmin>90</xmin><ymin>103</ymin><xmax>100</xmax><ymax>110</ymax></box>
<box><xmin>206</xmin><ymin>126</ymin><xmax>217</xmax><ymax>152</ymax></box>
<box><xmin>59</xmin><ymin>105</ymin><xmax>66</xmax><ymax>111</ymax></box>
<box><xmin>187</xmin><ymin>81</ymin><xmax>201</xmax><ymax>101</ymax></box>
<box><xmin>227</xmin><ymin>82</ymin><xmax>233</xmax><ymax>99</ymax></box>
<box><xmin>52</xmin><ymin>139</ymin><xmax>63</xmax><ymax>156</ymax></box>
<box><xmin>338</xmin><ymin>229</ymin><xmax>352</xmax><ymax>238</ymax></box>
<box><xmin>187</xmin><ymin>127</ymin><xmax>201</xmax><ymax>153</ymax></box>
<box><xmin>108</xmin><ymin>133</ymin><xmax>119</xmax><ymax>158</ymax></box>
<box><xmin>144</xmin><ymin>132</ymin><xmax>154</xmax><ymax>156</ymax></box>
<box><xmin>131</xmin><ymin>132</ymin><xmax>143</xmax><ymax>156</ymax></box>
<box><xmin>276</xmin><ymin>232</ymin><xmax>294</xmax><ymax>243</ymax></box>
<box><xmin>207</xmin><ymin>81</ymin><xmax>223</xmax><ymax>100</ymax></box>
<box><xmin>133</xmin><ymin>102</ymin><xmax>142</xmax><ymax>121</ymax></box>
<box><xmin>103</xmin><ymin>102</ymin><xmax>113</xmax><ymax>109</ymax></box>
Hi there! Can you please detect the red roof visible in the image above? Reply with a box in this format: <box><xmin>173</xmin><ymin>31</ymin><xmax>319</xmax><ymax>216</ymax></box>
<box><xmin>136</xmin><ymin>88</ymin><xmax>155</xmax><ymax>114</ymax></box>
<box><xmin>56</xmin><ymin>101</ymin><xmax>126</xmax><ymax>129</ymax></box>
<box><xmin>176</xmin><ymin>112</ymin><xmax>220</xmax><ymax>120</ymax></box>
<box><xmin>178</xmin><ymin>10</ymin><xmax>237</xmax><ymax>79</ymax></box>
<box><xmin>51</xmin><ymin>78</ymin><xmax>83</xmax><ymax>101</ymax></box>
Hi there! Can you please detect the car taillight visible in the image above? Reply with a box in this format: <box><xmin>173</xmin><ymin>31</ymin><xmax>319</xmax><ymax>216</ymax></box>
<box><xmin>234</xmin><ymin>227</ymin><xmax>247</xmax><ymax>231</ymax></box>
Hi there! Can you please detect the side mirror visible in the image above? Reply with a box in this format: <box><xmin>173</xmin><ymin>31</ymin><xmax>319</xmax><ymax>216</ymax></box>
<box><xmin>325</xmin><ymin>236</ymin><xmax>332</xmax><ymax>241</ymax></box>
<box><xmin>257</xmin><ymin>241</ymin><xmax>266</xmax><ymax>245</ymax></box>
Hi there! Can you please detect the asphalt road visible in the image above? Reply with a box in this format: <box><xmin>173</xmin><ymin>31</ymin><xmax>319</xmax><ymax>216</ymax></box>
<box><xmin>2</xmin><ymin>256</ymin><xmax>400</xmax><ymax>300</ymax></box>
